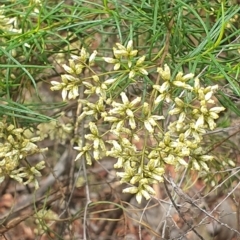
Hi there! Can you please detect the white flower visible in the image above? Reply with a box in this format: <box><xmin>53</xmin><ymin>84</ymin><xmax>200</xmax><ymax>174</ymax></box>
<box><xmin>89</xmin><ymin>50</ymin><xmax>97</xmax><ymax>63</ymax></box>
<box><xmin>157</xmin><ymin>64</ymin><xmax>171</xmax><ymax>81</ymax></box>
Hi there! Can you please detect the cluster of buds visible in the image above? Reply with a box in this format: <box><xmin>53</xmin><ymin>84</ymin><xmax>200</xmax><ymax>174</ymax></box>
<box><xmin>51</xmin><ymin>41</ymin><xmax>226</xmax><ymax>203</ymax></box>
<box><xmin>0</xmin><ymin>119</ymin><xmax>47</xmax><ymax>189</ymax></box>
<box><xmin>103</xmin><ymin>40</ymin><xmax>148</xmax><ymax>79</ymax></box>
<box><xmin>51</xmin><ymin>48</ymin><xmax>100</xmax><ymax>100</ymax></box>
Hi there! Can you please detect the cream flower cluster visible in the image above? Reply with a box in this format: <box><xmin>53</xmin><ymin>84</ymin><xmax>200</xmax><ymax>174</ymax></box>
<box><xmin>103</xmin><ymin>40</ymin><xmax>148</xmax><ymax>78</ymax></box>
<box><xmin>0</xmin><ymin>120</ymin><xmax>47</xmax><ymax>189</ymax></box>
<box><xmin>51</xmin><ymin>41</ymin><xmax>226</xmax><ymax>203</ymax></box>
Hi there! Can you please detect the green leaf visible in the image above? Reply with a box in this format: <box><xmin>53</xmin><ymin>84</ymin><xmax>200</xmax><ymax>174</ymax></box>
<box><xmin>216</xmin><ymin>91</ymin><xmax>240</xmax><ymax>116</ymax></box>
<box><xmin>0</xmin><ymin>98</ymin><xmax>55</xmax><ymax>123</ymax></box>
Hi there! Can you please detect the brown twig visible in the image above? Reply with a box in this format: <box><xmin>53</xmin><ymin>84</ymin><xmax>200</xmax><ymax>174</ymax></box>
<box><xmin>158</xmin><ymin>17</ymin><xmax>174</xmax><ymax>71</ymax></box>
<box><xmin>167</xmin><ymin>176</ymin><xmax>240</xmax><ymax>238</ymax></box>
<box><xmin>205</xmin><ymin>128</ymin><xmax>240</xmax><ymax>154</ymax></box>
<box><xmin>163</xmin><ymin>176</ymin><xmax>204</xmax><ymax>240</ymax></box>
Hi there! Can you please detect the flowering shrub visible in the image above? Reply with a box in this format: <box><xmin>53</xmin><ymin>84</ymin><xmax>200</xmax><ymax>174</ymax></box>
<box><xmin>50</xmin><ymin>40</ymin><xmax>226</xmax><ymax>203</ymax></box>
<box><xmin>0</xmin><ymin>1</ymin><xmax>238</xmax><ymax>239</ymax></box>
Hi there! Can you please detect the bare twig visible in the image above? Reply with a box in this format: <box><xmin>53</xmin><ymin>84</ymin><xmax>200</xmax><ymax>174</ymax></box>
<box><xmin>203</xmin><ymin>167</ymin><xmax>240</xmax><ymax>201</ymax></box>
<box><xmin>205</xmin><ymin>128</ymin><xmax>240</xmax><ymax>154</ymax></box>
<box><xmin>203</xmin><ymin>125</ymin><xmax>240</xmax><ymax>135</ymax></box>
<box><xmin>138</xmin><ymin>198</ymin><xmax>153</xmax><ymax>240</ymax></box>
<box><xmin>163</xmin><ymin>176</ymin><xmax>204</xmax><ymax>240</ymax></box>
<box><xmin>168</xmin><ymin>177</ymin><xmax>240</xmax><ymax>238</ymax></box>
<box><xmin>157</xmin><ymin>169</ymin><xmax>188</xmax><ymax>240</ymax></box>
<box><xmin>199</xmin><ymin>181</ymin><xmax>240</xmax><ymax>236</ymax></box>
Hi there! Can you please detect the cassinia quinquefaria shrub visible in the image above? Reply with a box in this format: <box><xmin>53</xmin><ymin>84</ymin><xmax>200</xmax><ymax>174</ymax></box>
<box><xmin>51</xmin><ymin>41</ymin><xmax>226</xmax><ymax>203</ymax></box>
